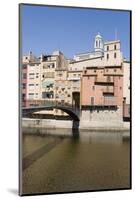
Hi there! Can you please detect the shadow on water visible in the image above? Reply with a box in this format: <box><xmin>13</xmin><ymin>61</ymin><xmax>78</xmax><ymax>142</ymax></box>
<box><xmin>22</xmin><ymin>137</ymin><xmax>63</xmax><ymax>171</ymax></box>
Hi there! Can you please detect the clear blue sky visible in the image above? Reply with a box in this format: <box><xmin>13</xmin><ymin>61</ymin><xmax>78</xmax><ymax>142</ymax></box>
<box><xmin>21</xmin><ymin>4</ymin><xmax>130</xmax><ymax>60</ymax></box>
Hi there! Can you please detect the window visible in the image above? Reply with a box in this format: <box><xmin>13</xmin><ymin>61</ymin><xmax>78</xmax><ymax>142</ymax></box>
<box><xmin>43</xmin><ymin>65</ymin><xmax>47</xmax><ymax>69</ymax></box>
<box><xmin>107</xmin><ymin>76</ymin><xmax>111</xmax><ymax>82</ymax></box>
<box><xmin>22</xmin><ymin>83</ymin><xmax>26</xmax><ymax>89</ymax></box>
<box><xmin>114</xmin><ymin>69</ymin><xmax>117</xmax><ymax>72</ymax></box>
<box><xmin>107</xmin><ymin>46</ymin><xmax>109</xmax><ymax>51</ymax></box>
<box><xmin>92</xmin><ymin>86</ymin><xmax>95</xmax><ymax>90</ymax></box>
<box><xmin>96</xmin><ymin>41</ymin><xmax>98</xmax><ymax>47</ymax></box>
<box><xmin>22</xmin><ymin>93</ymin><xmax>26</xmax><ymax>99</ymax></box>
<box><xmin>107</xmin><ymin>53</ymin><xmax>109</xmax><ymax>59</ymax></box>
<box><xmin>29</xmin><ymin>73</ymin><xmax>34</xmax><ymax>79</ymax></box>
<box><xmin>94</xmin><ymin>69</ymin><xmax>96</xmax><ymax>73</ymax></box>
<box><xmin>68</xmin><ymin>94</ymin><xmax>71</xmax><ymax>97</ymax></box>
<box><xmin>42</xmin><ymin>74</ymin><xmax>44</xmax><ymax>78</ymax></box>
<box><xmin>30</xmin><ymin>64</ymin><xmax>35</xmax><ymax>66</ymax></box>
<box><xmin>114</xmin><ymin>44</ymin><xmax>117</xmax><ymax>50</ymax></box>
<box><xmin>29</xmin><ymin>84</ymin><xmax>34</xmax><ymax>86</ymax></box>
<box><xmin>29</xmin><ymin>93</ymin><xmax>34</xmax><ymax>99</ymax></box>
<box><xmin>42</xmin><ymin>91</ymin><xmax>54</xmax><ymax>99</ymax></box>
<box><xmin>114</xmin><ymin>52</ymin><xmax>117</xmax><ymax>58</ymax></box>
<box><xmin>23</xmin><ymin>65</ymin><xmax>27</xmax><ymax>69</ymax></box>
<box><xmin>23</xmin><ymin>73</ymin><xmax>27</xmax><ymax>79</ymax></box>
<box><xmin>90</xmin><ymin>97</ymin><xmax>94</xmax><ymax>105</ymax></box>
<box><xmin>36</xmin><ymin>84</ymin><xmax>39</xmax><ymax>86</ymax></box>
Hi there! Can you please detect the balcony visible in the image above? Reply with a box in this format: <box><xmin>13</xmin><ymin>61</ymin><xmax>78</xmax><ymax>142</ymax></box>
<box><xmin>104</xmin><ymin>96</ymin><xmax>116</xmax><ymax>106</ymax></box>
<box><xmin>95</xmin><ymin>76</ymin><xmax>114</xmax><ymax>85</ymax></box>
<box><xmin>103</xmin><ymin>86</ymin><xmax>114</xmax><ymax>94</ymax></box>
<box><xmin>67</xmin><ymin>77</ymin><xmax>80</xmax><ymax>81</ymax></box>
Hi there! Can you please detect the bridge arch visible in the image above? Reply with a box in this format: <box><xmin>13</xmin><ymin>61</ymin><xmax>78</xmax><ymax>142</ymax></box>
<box><xmin>22</xmin><ymin>106</ymin><xmax>80</xmax><ymax>122</ymax></box>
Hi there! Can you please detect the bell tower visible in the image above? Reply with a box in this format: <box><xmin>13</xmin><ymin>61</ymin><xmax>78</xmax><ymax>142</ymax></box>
<box><xmin>94</xmin><ymin>32</ymin><xmax>104</xmax><ymax>52</ymax></box>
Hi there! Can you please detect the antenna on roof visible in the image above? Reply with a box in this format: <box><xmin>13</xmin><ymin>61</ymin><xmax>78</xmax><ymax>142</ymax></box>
<box><xmin>115</xmin><ymin>28</ymin><xmax>118</xmax><ymax>40</ymax></box>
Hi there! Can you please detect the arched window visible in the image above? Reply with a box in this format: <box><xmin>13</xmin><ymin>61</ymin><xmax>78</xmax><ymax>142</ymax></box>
<box><xmin>96</xmin><ymin>40</ymin><xmax>98</xmax><ymax>47</ymax></box>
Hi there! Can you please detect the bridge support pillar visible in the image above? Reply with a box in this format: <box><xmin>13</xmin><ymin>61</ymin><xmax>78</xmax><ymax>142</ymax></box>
<box><xmin>72</xmin><ymin>120</ymin><xmax>79</xmax><ymax>129</ymax></box>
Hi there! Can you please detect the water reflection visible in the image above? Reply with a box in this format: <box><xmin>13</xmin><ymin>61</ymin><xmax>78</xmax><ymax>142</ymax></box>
<box><xmin>22</xmin><ymin>127</ymin><xmax>130</xmax><ymax>144</ymax></box>
<box><xmin>21</xmin><ymin>128</ymin><xmax>130</xmax><ymax>195</ymax></box>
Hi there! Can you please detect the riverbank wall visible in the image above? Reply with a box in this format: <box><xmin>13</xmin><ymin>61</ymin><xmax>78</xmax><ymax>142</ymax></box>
<box><xmin>22</xmin><ymin>118</ymin><xmax>130</xmax><ymax>131</ymax></box>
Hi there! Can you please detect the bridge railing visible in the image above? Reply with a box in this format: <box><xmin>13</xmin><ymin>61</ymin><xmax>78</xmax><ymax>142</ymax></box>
<box><xmin>22</xmin><ymin>99</ymin><xmax>56</xmax><ymax>107</ymax></box>
<box><xmin>22</xmin><ymin>99</ymin><xmax>77</xmax><ymax>110</ymax></box>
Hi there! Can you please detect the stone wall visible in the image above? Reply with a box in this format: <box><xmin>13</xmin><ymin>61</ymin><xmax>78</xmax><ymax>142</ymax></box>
<box><xmin>22</xmin><ymin>118</ymin><xmax>73</xmax><ymax>129</ymax></box>
<box><xmin>80</xmin><ymin>107</ymin><xmax>123</xmax><ymax>128</ymax></box>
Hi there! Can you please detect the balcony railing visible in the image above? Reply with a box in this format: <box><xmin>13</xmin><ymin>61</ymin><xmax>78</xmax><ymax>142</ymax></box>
<box><xmin>103</xmin><ymin>86</ymin><xmax>114</xmax><ymax>94</ymax></box>
<box><xmin>95</xmin><ymin>76</ymin><xmax>114</xmax><ymax>84</ymax></box>
<box><xmin>22</xmin><ymin>99</ymin><xmax>74</xmax><ymax>109</ymax></box>
<box><xmin>67</xmin><ymin>77</ymin><xmax>80</xmax><ymax>81</ymax></box>
<box><xmin>104</xmin><ymin>97</ymin><xmax>116</xmax><ymax>106</ymax></box>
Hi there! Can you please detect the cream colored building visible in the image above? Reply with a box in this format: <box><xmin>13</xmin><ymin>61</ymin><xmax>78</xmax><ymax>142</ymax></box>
<box><xmin>26</xmin><ymin>61</ymin><xmax>41</xmax><ymax>101</ymax></box>
<box><xmin>123</xmin><ymin>60</ymin><xmax>130</xmax><ymax>104</ymax></box>
<box><xmin>22</xmin><ymin>33</ymin><xmax>130</xmax><ymax>119</ymax></box>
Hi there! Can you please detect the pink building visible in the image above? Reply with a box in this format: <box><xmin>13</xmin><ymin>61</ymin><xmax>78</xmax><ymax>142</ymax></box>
<box><xmin>81</xmin><ymin>66</ymin><xmax>123</xmax><ymax>108</ymax></box>
<box><xmin>22</xmin><ymin>64</ymin><xmax>28</xmax><ymax>107</ymax></box>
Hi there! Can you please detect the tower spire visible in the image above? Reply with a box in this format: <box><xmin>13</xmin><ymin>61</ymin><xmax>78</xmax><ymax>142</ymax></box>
<box><xmin>94</xmin><ymin>32</ymin><xmax>104</xmax><ymax>52</ymax></box>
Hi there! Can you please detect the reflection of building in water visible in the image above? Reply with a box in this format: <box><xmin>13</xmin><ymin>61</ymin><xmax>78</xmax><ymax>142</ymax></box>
<box><xmin>79</xmin><ymin>131</ymin><xmax>123</xmax><ymax>144</ymax></box>
<box><xmin>22</xmin><ymin>33</ymin><xmax>130</xmax><ymax>122</ymax></box>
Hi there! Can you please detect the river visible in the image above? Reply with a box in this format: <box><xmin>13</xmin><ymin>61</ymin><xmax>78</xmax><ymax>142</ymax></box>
<box><xmin>21</xmin><ymin>128</ymin><xmax>130</xmax><ymax>195</ymax></box>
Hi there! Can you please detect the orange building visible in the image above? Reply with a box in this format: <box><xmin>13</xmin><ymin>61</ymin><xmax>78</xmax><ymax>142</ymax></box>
<box><xmin>81</xmin><ymin>66</ymin><xmax>123</xmax><ymax>108</ymax></box>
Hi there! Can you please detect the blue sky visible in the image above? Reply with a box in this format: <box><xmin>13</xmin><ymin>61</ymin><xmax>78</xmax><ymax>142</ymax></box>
<box><xmin>21</xmin><ymin>4</ymin><xmax>130</xmax><ymax>60</ymax></box>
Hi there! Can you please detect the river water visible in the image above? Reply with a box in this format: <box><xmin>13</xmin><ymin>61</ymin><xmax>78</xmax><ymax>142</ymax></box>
<box><xmin>21</xmin><ymin>128</ymin><xmax>130</xmax><ymax>195</ymax></box>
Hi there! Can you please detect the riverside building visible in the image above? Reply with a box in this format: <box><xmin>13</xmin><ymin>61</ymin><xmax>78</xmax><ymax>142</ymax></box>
<box><xmin>21</xmin><ymin>33</ymin><xmax>130</xmax><ymax>126</ymax></box>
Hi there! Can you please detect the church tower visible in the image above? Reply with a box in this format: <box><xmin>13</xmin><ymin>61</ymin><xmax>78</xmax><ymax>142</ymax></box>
<box><xmin>94</xmin><ymin>32</ymin><xmax>104</xmax><ymax>52</ymax></box>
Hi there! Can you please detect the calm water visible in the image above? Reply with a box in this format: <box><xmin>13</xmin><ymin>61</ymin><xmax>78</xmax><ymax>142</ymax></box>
<box><xmin>21</xmin><ymin>128</ymin><xmax>130</xmax><ymax>195</ymax></box>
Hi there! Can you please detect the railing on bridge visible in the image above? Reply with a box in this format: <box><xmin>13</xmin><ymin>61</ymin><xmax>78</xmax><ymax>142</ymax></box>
<box><xmin>22</xmin><ymin>99</ymin><xmax>80</xmax><ymax>119</ymax></box>
<box><xmin>22</xmin><ymin>99</ymin><xmax>79</xmax><ymax>111</ymax></box>
<box><xmin>23</xmin><ymin>99</ymin><xmax>56</xmax><ymax>108</ymax></box>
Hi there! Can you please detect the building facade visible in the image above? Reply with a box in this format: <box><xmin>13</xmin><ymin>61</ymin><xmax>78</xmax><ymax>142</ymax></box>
<box><xmin>21</xmin><ymin>33</ymin><xmax>130</xmax><ymax>124</ymax></box>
